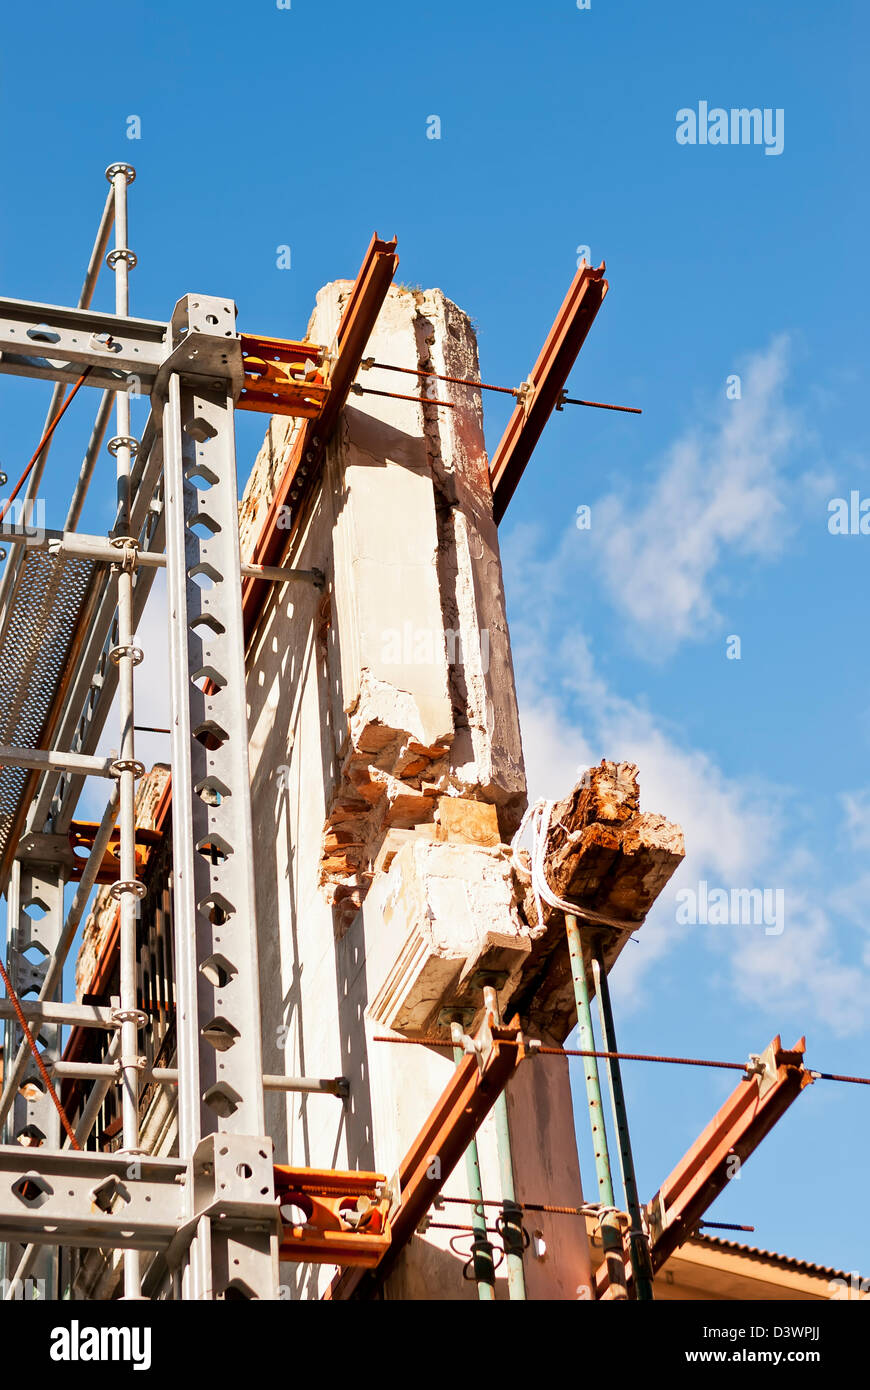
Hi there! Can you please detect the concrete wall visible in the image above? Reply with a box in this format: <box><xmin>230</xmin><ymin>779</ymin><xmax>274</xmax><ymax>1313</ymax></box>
<box><xmin>243</xmin><ymin>282</ymin><xmax>591</xmax><ymax>1299</ymax></box>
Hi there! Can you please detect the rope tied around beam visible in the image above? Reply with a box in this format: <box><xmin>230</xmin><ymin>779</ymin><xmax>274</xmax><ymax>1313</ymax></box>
<box><xmin>510</xmin><ymin>798</ymin><xmax>641</xmax><ymax>934</ymax></box>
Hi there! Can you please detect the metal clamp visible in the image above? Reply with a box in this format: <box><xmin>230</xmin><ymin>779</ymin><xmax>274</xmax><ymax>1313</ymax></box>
<box><xmin>514</xmin><ymin>377</ymin><xmax>535</xmax><ymax>416</ymax></box>
<box><xmin>449</xmin><ymin>1018</ymin><xmax>494</xmax><ymax>1077</ymax></box>
<box><xmin>517</xmin><ymin>1032</ymin><xmax>542</xmax><ymax>1061</ymax></box>
<box><xmin>495</xmin><ymin>1204</ymin><xmax>530</xmax><ymax>1257</ymax></box>
<box><xmin>108</xmin><ymin>535</ymin><xmax>140</xmax><ymax>573</ymax></box>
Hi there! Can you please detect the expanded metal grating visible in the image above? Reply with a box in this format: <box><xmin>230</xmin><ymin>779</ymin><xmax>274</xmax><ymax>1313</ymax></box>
<box><xmin>0</xmin><ymin>548</ymin><xmax>97</xmax><ymax>862</ymax></box>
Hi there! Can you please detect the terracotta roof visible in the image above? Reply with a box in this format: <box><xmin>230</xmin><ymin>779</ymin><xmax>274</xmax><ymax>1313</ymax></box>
<box><xmin>689</xmin><ymin>1233</ymin><xmax>861</xmax><ymax>1283</ymax></box>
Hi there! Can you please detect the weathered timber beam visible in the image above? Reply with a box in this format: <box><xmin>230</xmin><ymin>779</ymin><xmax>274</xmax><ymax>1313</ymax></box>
<box><xmin>512</xmin><ymin>762</ymin><xmax>684</xmax><ymax>1041</ymax></box>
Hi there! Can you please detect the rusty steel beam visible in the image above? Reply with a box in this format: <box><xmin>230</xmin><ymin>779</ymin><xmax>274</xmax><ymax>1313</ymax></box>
<box><xmin>489</xmin><ymin>261</ymin><xmax>608</xmax><ymax>525</ymax></box>
<box><xmin>595</xmin><ymin>1035</ymin><xmax>813</xmax><ymax>1299</ymax></box>
<box><xmin>240</xmin><ymin>233</ymin><xmax>399</xmax><ymax>638</ymax></box>
<box><xmin>237</xmin><ymin>334</ymin><xmax>329</xmax><ymax>418</ymax></box>
<box><xmin>326</xmin><ymin>1016</ymin><xmax>527</xmax><ymax>1299</ymax></box>
<box><xmin>275</xmin><ymin>1166</ymin><xmax>392</xmax><ymax>1268</ymax></box>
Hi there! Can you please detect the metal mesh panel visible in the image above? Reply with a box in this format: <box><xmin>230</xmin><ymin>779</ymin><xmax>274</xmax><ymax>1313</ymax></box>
<box><xmin>0</xmin><ymin>549</ymin><xmax>97</xmax><ymax>860</ymax></box>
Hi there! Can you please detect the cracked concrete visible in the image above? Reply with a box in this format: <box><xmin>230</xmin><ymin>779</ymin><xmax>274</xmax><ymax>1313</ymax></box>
<box><xmin>242</xmin><ymin>281</ymin><xmax>590</xmax><ymax>1299</ymax></box>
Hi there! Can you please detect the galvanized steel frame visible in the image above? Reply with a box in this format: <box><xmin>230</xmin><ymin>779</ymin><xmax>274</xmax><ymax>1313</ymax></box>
<box><xmin>0</xmin><ymin>179</ymin><xmax>399</xmax><ymax>1300</ymax></box>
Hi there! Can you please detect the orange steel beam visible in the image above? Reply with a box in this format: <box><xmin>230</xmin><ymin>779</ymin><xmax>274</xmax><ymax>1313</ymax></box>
<box><xmin>489</xmin><ymin>260</ymin><xmax>608</xmax><ymax>525</ymax></box>
<box><xmin>68</xmin><ymin>820</ymin><xmax>162</xmax><ymax>884</ymax></box>
<box><xmin>275</xmin><ymin>1166</ymin><xmax>392</xmax><ymax>1268</ymax></box>
<box><xmin>595</xmin><ymin>1034</ymin><xmax>813</xmax><ymax>1299</ymax></box>
<box><xmin>240</xmin><ymin>232</ymin><xmax>399</xmax><ymax>638</ymax></box>
<box><xmin>237</xmin><ymin>334</ymin><xmax>329</xmax><ymax>418</ymax></box>
<box><xmin>326</xmin><ymin>1014</ymin><xmax>527</xmax><ymax>1299</ymax></box>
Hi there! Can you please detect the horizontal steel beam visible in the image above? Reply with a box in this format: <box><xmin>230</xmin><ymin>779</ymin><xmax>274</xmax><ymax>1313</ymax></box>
<box><xmin>0</xmin><ymin>529</ymin><xmax>325</xmax><ymax>588</ymax></box>
<box><xmin>0</xmin><ymin>295</ymin><xmax>166</xmax><ymax>393</ymax></box>
<box><xmin>0</xmin><ymin>1144</ymin><xmax>183</xmax><ymax>1252</ymax></box>
<box><xmin>50</xmin><ymin>1062</ymin><xmax>348</xmax><ymax>1097</ymax></box>
<box><xmin>0</xmin><ymin>745</ymin><xmax>116</xmax><ymax>778</ymax></box>
<box><xmin>264</xmin><ymin>1074</ymin><xmax>349</xmax><ymax>1097</ymax></box>
<box><xmin>0</xmin><ymin>999</ymin><xmax>118</xmax><ymax>1030</ymax></box>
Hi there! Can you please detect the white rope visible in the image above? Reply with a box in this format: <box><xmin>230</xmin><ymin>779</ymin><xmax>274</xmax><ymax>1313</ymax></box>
<box><xmin>511</xmin><ymin>798</ymin><xmax>639</xmax><ymax>934</ymax></box>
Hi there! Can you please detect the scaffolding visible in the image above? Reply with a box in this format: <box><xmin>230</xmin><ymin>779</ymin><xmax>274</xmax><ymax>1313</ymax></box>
<box><xmin>0</xmin><ymin>165</ymin><xmax>356</xmax><ymax>1299</ymax></box>
<box><xmin>0</xmin><ymin>166</ymin><xmax>816</xmax><ymax>1302</ymax></box>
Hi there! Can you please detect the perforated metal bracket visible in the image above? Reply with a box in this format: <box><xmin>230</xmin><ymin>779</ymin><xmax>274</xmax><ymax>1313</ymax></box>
<box><xmin>189</xmin><ymin>1134</ymin><xmax>278</xmax><ymax>1223</ymax></box>
<box><xmin>152</xmin><ymin>295</ymin><xmax>244</xmax><ymax>402</ymax></box>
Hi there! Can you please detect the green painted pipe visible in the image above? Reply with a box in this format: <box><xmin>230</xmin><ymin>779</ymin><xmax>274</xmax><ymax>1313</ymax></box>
<box><xmin>453</xmin><ymin>1044</ymin><xmax>495</xmax><ymax>1300</ymax></box>
<box><xmin>565</xmin><ymin>913</ymin><xmax>628</xmax><ymax>1298</ymax></box>
<box><xmin>493</xmin><ymin>1089</ymin><xmax>526</xmax><ymax>1299</ymax></box>
<box><xmin>591</xmin><ymin>947</ymin><xmax>655</xmax><ymax>1302</ymax></box>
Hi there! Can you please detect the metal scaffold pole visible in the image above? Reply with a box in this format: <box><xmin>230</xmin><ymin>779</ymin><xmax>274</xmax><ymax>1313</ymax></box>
<box><xmin>483</xmin><ymin>985</ymin><xmax>525</xmax><ymax>1300</ymax></box>
<box><xmin>450</xmin><ymin>1030</ymin><xmax>496</xmax><ymax>1301</ymax></box>
<box><xmin>106</xmin><ymin>160</ymin><xmax>146</xmax><ymax>1302</ymax></box>
<box><xmin>565</xmin><ymin>913</ymin><xmax>628</xmax><ymax>1299</ymax></box>
<box><xmin>161</xmin><ymin>295</ymin><xmax>278</xmax><ymax>1299</ymax></box>
<box><xmin>591</xmin><ymin>948</ymin><xmax>655</xmax><ymax>1301</ymax></box>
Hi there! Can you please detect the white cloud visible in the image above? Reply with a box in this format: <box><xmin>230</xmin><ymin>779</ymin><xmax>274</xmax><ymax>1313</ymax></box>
<box><xmin>587</xmin><ymin>335</ymin><xmax>797</xmax><ymax>652</ymax></box>
<box><xmin>502</xmin><ymin>345</ymin><xmax>868</xmax><ymax>1035</ymax></box>
<box><xmin>841</xmin><ymin>790</ymin><xmax>870</xmax><ymax>851</ymax></box>
<box><xmin>505</xmin><ymin>336</ymin><xmax>803</xmax><ymax>659</ymax></box>
<box><xmin>733</xmin><ymin>892</ymin><xmax>865</xmax><ymax>1037</ymax></box>
<box><xmin>514</xmin><ymin>643</ymin><xmax>867</xmax><ymax>1035</ymax></box>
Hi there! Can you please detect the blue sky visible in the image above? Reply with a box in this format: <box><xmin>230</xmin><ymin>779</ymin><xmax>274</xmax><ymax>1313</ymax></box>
<box><xmin>1</xmin><ymin>0</ymin><xmax>868</xmax><ymax>1277</ymax></box>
